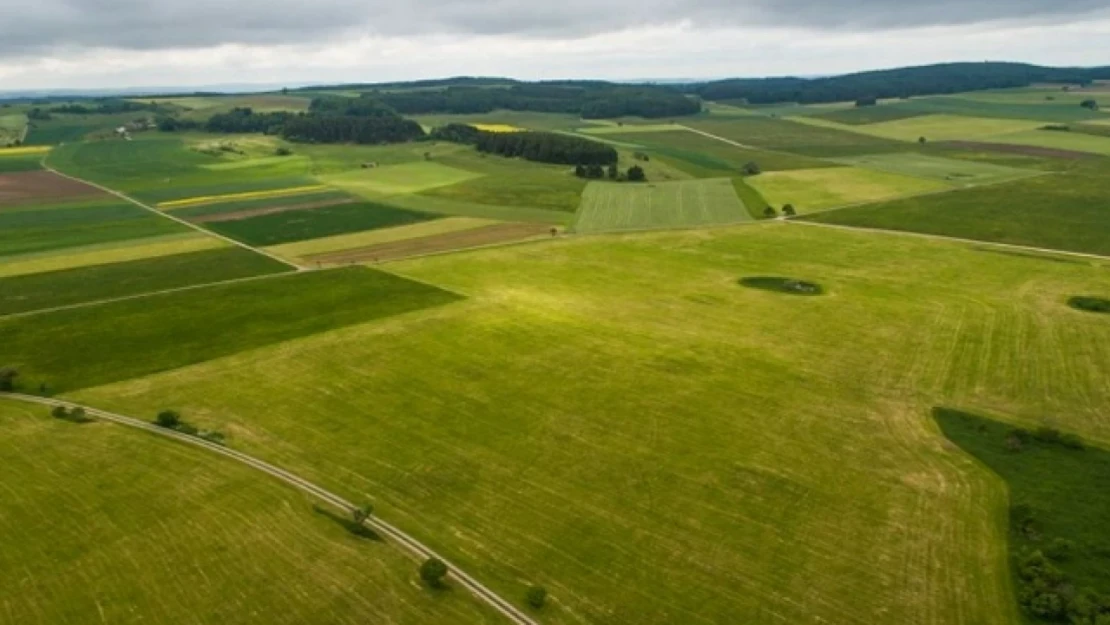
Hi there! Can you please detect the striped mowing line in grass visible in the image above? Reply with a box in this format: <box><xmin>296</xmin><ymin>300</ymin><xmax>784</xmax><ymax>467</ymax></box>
<box><xmin>572</xmin><ymin>178</ymin><xmax>751</xmax><ymax>233</ymax></box>
<box><xmin>157</xmin><ymin>185</ymin><xmax>331</xmax><ymax>209</ymax></box>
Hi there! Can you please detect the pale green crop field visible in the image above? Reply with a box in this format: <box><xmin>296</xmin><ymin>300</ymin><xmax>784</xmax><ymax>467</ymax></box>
<box><xmin>321</xmin><ymin>162</ymin><xmax>484</xmax><ymax>196</ymax></box>
<box><xmin>0</xmin><ymin>400</ymin><xmax>497</xmax><ymax>625</ymax></box>
<box><xmin>987</xmin><ymin>129</ymin><xmax>1110</xmax><ymax>156</ymax></box>
<box><xmin>830</xmin><ymin>153</ymin><xmax>1039</xmax><ymax>186</ymax></box>
<box><xmin>73</xmin><ymin>223</ymin><xmax>1110</xmax><ymax>625</ymax></box>
<box><xmin>746</xmin><ymin>166</ymin><xmax>950</xmax><ymax>213</ymax></box>
<box><xmin>799</xmin><ymin>114</ymin><xmax>1044</xmax><ymax>142</ymax></box>
<box><xmin>572</xmin><ymin>178</ymin><xmax>751</xmax><ymax>233</ymax></box>
<box><xmin>267</xmin><ymin>217</ymin><xmax>501</xmax><ymax>259</ymax></box>
<box><xmin>0</xmin><ymin>233</ymin><xmax>226</xmax><ymax>278</ymax></box>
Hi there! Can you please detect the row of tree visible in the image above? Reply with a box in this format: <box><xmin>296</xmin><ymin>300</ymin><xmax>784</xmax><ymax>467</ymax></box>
<box><xmin>575</xmin><ymin>163</ymin><xmax>646</xmax><ymax>181</ymax></box>
<box><xmin>50</xmin><ymin>99</ymin><xmax>166</xmax><ymax>115</ymax></box>
<box><xmin>429</xmin><ymin>123</ymin><xmax>617</xmax><ymax>165</ymax></box>
<box><xmin>371</xmin><ymin>84</ymin><xmax>701</xmax><ymax>119</ymax></box>
<box><xmin>174</xmin><ymin>104</ymin><xmax>424</xmax><ymax>145</ymax></box>
<box><xmin>689</xmin><ymin>62</ymin><xmax>1110</xmax><ymax>105</ymax></box>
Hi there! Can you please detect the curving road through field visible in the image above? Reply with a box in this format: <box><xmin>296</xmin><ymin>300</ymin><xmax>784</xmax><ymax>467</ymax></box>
<box><xmin>1</xmin><ymin>392</ymin><xmax>539</xmax><ymax>625</ymax></box>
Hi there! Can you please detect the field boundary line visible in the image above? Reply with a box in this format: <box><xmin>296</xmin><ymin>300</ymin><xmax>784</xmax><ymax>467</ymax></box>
<box><xmin>0</xmin><ymin>392</ymin><xmax>539</xmax><ymax>625</ymax></box>
<box><xmin>787</xmin><ymin>219</ymin><xmax>1110</xmax><ymax>262</ymax></box>
<box><xmin>0</xmin><ymin>269</ymin><xmax>299</xmax><ymax>321</ymax></box>
<box><xmin>675</xmin><ymin>124</ymin><xmax>760</xmax><ymax>150</ymax></box>
<box><xmin>40</xmin><ymin>154</ymin><xmax>305</xmax><ymax>271</ymax></box>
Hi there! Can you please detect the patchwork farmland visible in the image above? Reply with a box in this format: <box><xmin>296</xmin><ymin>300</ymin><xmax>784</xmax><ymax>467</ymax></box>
<box><xmin>2</xmin><ymin>70</ymin><xmax>1110</xmax><ymax>625</ymax></box>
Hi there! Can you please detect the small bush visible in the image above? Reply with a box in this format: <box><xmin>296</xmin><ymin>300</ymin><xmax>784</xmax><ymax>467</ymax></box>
<box><xmin>0</xmin><ymin>367</ymin><xmax>17</xmax><ymax>392</ymax></box>
<box><xmin>419</xmin><ymin>558</ymin><xmax>448</xmax><ymax>588</ymax></box>
<box><xmin>525</xmin><ymin>585</ymin><xmax>547</xmax><ymax>609</ymax></box>
<box><xmin>275</xmin><ymin>146</ymin><xmax>293</xmax><ymax>156</ymax></box>
<box><xmin>1045</xmin><ymin>538</ymin><xmax>1075</xmax><ymax>561</ymax></box>
<box><xmin>156</xmin><ymin>410</ymin><xmax>181</xmax><ymax>428</ymax></box>
<box><xmin>626</xmin><ymin>165</ymin><xmax>646</xmax><ymax>182</ymax></box>
<box><xmin>51</xmin><ymin>406</ymin><xmax>69</xmax><ymax>419</ymax></box>
<box><xmin>1069</xmin><ymin>296</ymin><xmax>1110</xmax><ymax>314</ymax></box>
<box><xmin>763</xmin><ymin>206</ymin><xmax>777</xmax><ymax>218</ymax></box>
<box><xmin>1035</xmin><ymin>426</ymin><xmax>1062</xmax><ymax>444</ymax></box>
<box><xmin>782</xmin><ymin>204</ymin><xmax>797</xmax><ymax>217</ymax></box>
<box><xmin>742</xmin><ymin>161</ymin><xmax>761</xmax><ymax>176</ymax></box>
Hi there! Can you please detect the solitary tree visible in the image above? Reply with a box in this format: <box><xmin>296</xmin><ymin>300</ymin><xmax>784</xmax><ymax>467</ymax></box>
<box><xmin>626</xmin><ymin>165</ymin><xmax>646</xmax><ymax>182</ymax></box>
<box><xmin>0</xmin><ymin>367</ymin><xmax>17</xmax><ymax>392</ymax></box>
<box><xmin>1081</xmin><ymin>99</ymin><xmax>1100</xmax><ymax>111</ymax></box>
<box><xmin>51</xmin><ymin>406</ymin><xmax>69</xmax><ymax>419</ymax></box>
<box><xmin>782</xmin><ymin>204</ymin><xmax>797</xmax><ymax>217</ymax></box>
<box><xmin>419</xmin><ymin>558</ymin><xmax>449</xmax><ymax>588</ymax></box>
<box><xmin>763</xmin><ymin>206</ymin><xmax>778</xmax><ymax>218</ymax></box>
<box><xmin>918</xmin><ymin>136</ymin><xmax>927</xmax><ymax>145</ymax></box>
<box><xmin>742</xmin><ymin>161</ymin><xmax>761</xmax><ymax>176</ymax></box>
<box><xmin>574</xmin><ymin>164</ymin><xmax>586</xmax><ymax>178</ymax></box>
<box><xmin>156</xmin><ymin>410</ymin><xmax>181</xmax><ymax>429</ymax></box>
<box><xmin>352</xmin><ymin>504</ymin><xmax>374</xmax><ymax>525</ymax></box>
<box><xmin>607</xmin><ymin>164</ymin><xmax>619</xmax><ymax>180</ymax></box>
<box><xmin>526</xmin><ymin>585</ymin><xmax>548</xmax><ymax>609</ymax></box>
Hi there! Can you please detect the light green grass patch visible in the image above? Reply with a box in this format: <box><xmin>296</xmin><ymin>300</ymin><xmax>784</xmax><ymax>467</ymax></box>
<box><xmin>201</xmin><ymin>154</ymin><xmax>311</xmax><ymax>171</ymax></box>
<box><xmin>578</xmin><ymin>124</ymin><xmax>686</xmax><ymax>135</ymax></box>
<box><xmin>747</xmin><ymin>166</ymin><xmax>950</xmax><ymax>214</ymax></box>
<box><xmin>267</xmin><ymin>217</ymin><xmax>501</xmax><ymax>259</ymax></box>
<box><xmin>831</xmin><ymin>153</ymin><xmax>1039</xmax><ymax>186</ymax></box>
<box><xmin>832</xmin><ymin>114</ymin><xmax>1044</xmax><ymax>142</ymax></box>
<box><xmin>321</xmin><ymin>162</ymin><xmax>483</xmax><ymax>196</ymax></box>
<box><xmin>572</xmin><ymin>178</ymin><xmax>750</xmax><ymax>233</ymax></box>
<box><xmin>382</xmin><ymin>194</ymin><xmax>571</xmax><ymax>225</ymax></box>
<box><xmin>0</xmin><ymin>233</ymin><xmax>226</xmax><ymax>278</ymax></box>
<box><xmin>986</xmin><ymin>130</ymin><xmax>1110</xmax><ymax>156</ymax></box>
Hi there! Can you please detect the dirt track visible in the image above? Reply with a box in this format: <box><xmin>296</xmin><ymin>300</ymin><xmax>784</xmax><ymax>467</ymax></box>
<box><xmin>306</xmin><ymin>222</ymin><xmax>552</xmax><ymax>264</ymax></box>
<box><xmin>0</xmin><ymin>170</ymin><xmax>105</xmax><ymax>206</ymax></box>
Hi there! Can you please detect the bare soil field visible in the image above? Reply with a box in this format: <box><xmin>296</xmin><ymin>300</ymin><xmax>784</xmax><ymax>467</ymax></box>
<box><xmin>943</xmin><ymin>140</ymin><xmax>1094</xmax><ymax>159</ymax></box>
<box><xmin>0</xmin><ymin>171</ymin><xmax>106</xmax><ymax>206</ymax></box>
<box><xmin>189</xmin><ymin>198</ymin><xmax>357</xmax><ymax>224</ymax></box>
<box><xmin>305</xmin><ymin>222</ymin><xmax>551</xmax><ymax>264</ymax></box>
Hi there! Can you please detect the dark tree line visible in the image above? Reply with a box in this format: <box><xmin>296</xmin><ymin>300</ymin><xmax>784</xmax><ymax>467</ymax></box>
<box><xmin>370</xmin><ymin>83</ymin><xmax>700</xmax><ymax>119</ymax></box>
<box><xmin>185</xmin><ymin>101</ymin><xmax>423</xmax><ymax>145</ymax></box>
<box><xmin>689</xmin><ymin>62</ymin><xmax>1110</xmax><ymax>105</ymax></box>
<box><xmin>205</xmin><ymin>108</ymin><xmax>293</xmax><ymax>134</ymax></box>
<box><xmin>431</xmin><ymin>124</ymin><xmax>616</xmax><ymax>165</ymax></box>
<box><xmin>50</xmin><ymin>99</ymin><xmax>166</xmax><ymax>115</ymax></box>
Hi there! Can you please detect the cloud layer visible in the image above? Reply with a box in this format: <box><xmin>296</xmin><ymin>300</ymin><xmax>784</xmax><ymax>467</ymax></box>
<box><xmin>4</xmin><ymin>0</ymin><xmax>1109</xmax><ymax>55</ymax></box>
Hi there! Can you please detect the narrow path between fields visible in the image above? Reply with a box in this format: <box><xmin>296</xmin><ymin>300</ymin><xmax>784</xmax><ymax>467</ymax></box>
<box><xmin>1</xmin><ymin>392</ymin><xmax>539</xmax><ymax>625</ymax></box>
<box><xmin>676</xmin><ymin>125</ymin><xmax>759</xmax><ymax>150</ymax></box>
<box><xmin>787</xmin><ymin>219</ymin><xmax>1110</xmax><ymax>262</ymax></box>
<box><xmin>41</xmin><ymin>155</ymin><xmax>304</xmax><ymax>271</ymax></box>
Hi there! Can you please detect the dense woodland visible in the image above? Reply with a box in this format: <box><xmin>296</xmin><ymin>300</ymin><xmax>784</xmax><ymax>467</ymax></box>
<box><xmin>185</xmin><ymin>98</ymin><xmax>423</xmax><ymax>144</ymax></box>
<box><xmin>369</xmin><ymin>84</ymin><xmax>701</xmax><ymax>119</ymax></box>
<box><xmin>690</xmin><ymin>62</ymin><xmax>1110</xmax><ymax>104</ymax></box>
<box><xmin>431</xmin><ymin>123</ymin><xmax>617</xmax><ymax>165</ymax></box>
<box><xmin>50</xmin><ymin>99</ymin><xmax>166</xmax><ymax>115</ymax></box>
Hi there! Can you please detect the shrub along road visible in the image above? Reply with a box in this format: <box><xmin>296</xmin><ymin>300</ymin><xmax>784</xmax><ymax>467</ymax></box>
<box><xmin>1</xmin><ymin>392</ymin><xmax>539</xmax><ymax>625</ymax></box>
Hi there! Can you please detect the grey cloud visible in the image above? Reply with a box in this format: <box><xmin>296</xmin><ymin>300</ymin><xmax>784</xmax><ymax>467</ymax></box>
<box><xmin>2</xmin><ymin>0</ymin><xmax>1107</xmax><ymax>56</ymax></box>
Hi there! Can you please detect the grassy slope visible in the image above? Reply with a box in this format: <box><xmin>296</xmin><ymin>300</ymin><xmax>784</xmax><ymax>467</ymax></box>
<box><xmin>747</xmin><ymin>166</ymin><xmax>950</xmax><ymax>214</ymax></box>
<box><xmin>0</xmin><ymin>201</ymin><xmax>189</xmax><ymax>258</ymax></box>
<box><xmin>74</xmin><ymin>224</ymin><xmax>1110</xmax><ymax>625</ymax></box>
<box><xmin>204</xmin><ymin>201</ymin><xmax>440</xmax><ymax>246</ymax></box>
<box><xmin>598</xmin><ymin>129</ymin><xmax>833</xmax><ymax>175</ymax></box>
<box><xmin>0</xmin><ymin>401</ymin><xmax>497</xmax><ymax>625</ymax></box>
<box><xmin>802</xmin><ymin>159</ymin><xmax>1110</xmax><ymax>256</ymax></box>
<box><xmin>0</xmin><ymin>247</ymin><xmax>291</xmax><ymax>315</ymax></box>
<box><xmin>936</xmin><ymin>409</ymin><xmax>1110</xmax><ymax>624</ymax></box>
<box><xmin>1</xmin><ymin>267</ymin><xmax>462</xmax><ymax>392</ymax></box>
<box><xmin>572</xmin><ymin>178</ymin><xmax>751</xmax><ymax>233</ymax></box>
<box><xmin>830</xmin><ymin>153</ymin><xmax>1039</xmax><ymax>186</ymax></box>
<box><xmin>685</xmin><ymin>116</ymin><xmax>910</xmax><ymax>156</ymax></box>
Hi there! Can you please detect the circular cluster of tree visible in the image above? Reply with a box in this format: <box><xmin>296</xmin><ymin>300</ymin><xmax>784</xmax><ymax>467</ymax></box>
<box><xmin>739</xmin><ymin>277</ymin><xmax>825</xmax><ymax>296</ymax></box>
<box><xmin>1067</xmin><ymin>296</ymin><xmax>1110</xmax><ymax>314</ymax></box>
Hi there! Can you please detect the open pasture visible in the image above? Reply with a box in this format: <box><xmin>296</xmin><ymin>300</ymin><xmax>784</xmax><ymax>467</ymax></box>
<box><xmin>984</xmin><ymin>129</ymin><xmax>1110</xmax><ymax>156</ymax></box>
<box><xmin>0</xmin><ymin>266</ymin><xmax>461</xmax><ymax>392</ymax></box>
<box><xmin>267</xmin><ymin>216</ymin><xmax>501</xmax><ymax>260</ymax></box>
<box><xmin>170</xmin><ymin>189</ymin><xmax>354</xmax><ymax>220</ymax></box>
<box><xmin>203</xmin><ymin>200</ymin><xmax>440</xmax><ymax>246</ymax></box>
<box><xmin>320</xmin><ymin>161</ymin><xmax>482</xmax><ymax>196</ymax></box>
<box><xmin>383</xmin><ymin>192</ymin><xmax>572</xmax><ymax>224</ymax></box>
<box><xmin>599</xmin><ymin>129</ymin><xmax>833</xmax><ymax>175</ymax></box>
<box><xmin>746</xmin><ymin>166</ymin><xmax>950</xmax><ymax>214</ymax></box>
<box><xmin>0</xmin><ymin>199</ymin><xmax>190</xmax><ymax>258</ymax></box>
<box><xmin>831</xmin><ymin>153</ymin><xmax>1039</xmax><ymax>186</ymax></box>
<box><xmin>22</xmin><ymin>112</ymin><xmax>141</xmax><ymax>145</ymax></box>
<box><xmin>572</xmin><ymin>178</ymin><xmax>750</xmax><ymax>233</ymax></box>
<box><xmin>803</xmin><ymin>158</ymin><xmax>1110</xmax><ymax>256</ymax></box>
<box><xmin>806</xmin><ymin>105</ymin><xmax>929</xmax><ymax>125</ymax></box>
<box><xmin>305</xmin><ymin>222</ymin><xmax>552</xmax><ymax>264</ymax></box>
<box><xmin>686</xmin><ymin>116</ymin><xmax>909</xmax><ymax>156</ymax></box>
<box><xmin>0</xmin><ymin>247</ymin><xmax>291</xmax><ymax>316</ymax></box>
<box><xmin>897</xmin><ymin>96</ymin><xmax>1108</xmax><ymax>123</ymax></box>
<box><xmin>0</xmin><ymin>233</ymin><xmax>226</xmax><ymax>278</ymax></box>
<box><xmin>817</xmin><ymin>114</ymin><xmax>1045</xmax><ymax>142</ymax></box>
<box><xmin>71</xmin><ymin>223</ymin><xmax>1110</xmax><ymax>625</ymax></box>
<box><xmin>0</xmin><ymin>401</ymin><xmax>496</xmax><ymax>625</ymax></box>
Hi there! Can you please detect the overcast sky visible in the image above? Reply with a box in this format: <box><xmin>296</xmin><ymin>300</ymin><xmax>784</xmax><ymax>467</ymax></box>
<box><xmin>2</xmin><ymin>1</ymin><xmax>1109</xmax><ymax>90</ymax></box>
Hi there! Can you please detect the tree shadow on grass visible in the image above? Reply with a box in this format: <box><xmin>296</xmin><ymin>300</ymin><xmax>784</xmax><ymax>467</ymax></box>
<box><xmin>933</xmin><ymin>407</ymin><xmax>1110</xmax><ymax>624</ymax></box>
<box><xmin>312</xmin><ymin>505</ymin><xmax>383</xmax><ymax>542</ymax></box>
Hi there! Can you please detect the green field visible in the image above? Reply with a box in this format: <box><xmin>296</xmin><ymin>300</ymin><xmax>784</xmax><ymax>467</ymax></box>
<box><xmin>595</xmin><ymin>129</ymin><xmax>834</xmax><ymax>175</ymax></box>
<box><xmin>0</xmin><ymin>401</ymin><xmax>496</xmax><ymax>624</ymax></box>
<box><xmin>831</xmin><ymin>153</ymin><xmax>1040</xmax><ymax>186</ymax></box>
<box><xmin>806</xmin><ymin>106</ymin><xmax>929</xmax><ymax>125</ymax></box>
<box><xmin>937</xmin><ymin>409</ymin><xmax>1110</xmax><ymax>624</ymax></box>
<box><xmin>320</xmin><ymin>162</ymin><xmax>482</xmax><ymax>196</ymax></box>
<box><xmin>267</xmin><ymin>217</ymin><xmax>501</xmax><ymax>259</ymax></box>
<box><xmin>686</xmin><ymin>116</ymin><xmax>909</xmax><ymax>156</ymax></box>
<box><xmin>23</xmin><ymin>112</ymin><xmax>142</xmax><ymax>145</ymax></box>
<box><xmin>0</xmin><ymin>153</ymin><xmax>44</xmax><ymax>172</ymax></box>
<box><xmin>746</xmin><ymin>166</ymin><xmax>950</xmax><ymax>214</ymax></box>
<box><xmin>1</xmin><ymin>267</ymin><xmax>461</xmax><ymax>392</ymax></box>
<box><xmin>170</xmin><ymin>189</ymin><xmax>354</xmax><ymax>220</ymax></box>
<box><xmin>204</xmin><ymin>201</ymin><xmax>441</xmax><ymax>246</ymax></box>
<box><xmin>0</xmin><ymin>233</ymin><xmax>226</xmax><ymax>278</ymax></box>
<box><xmin>806</xmin><ymin>114</ymin><xmax>1044</xmax><ymax>143</ymax></box>
<box><xmin>897</xmin><ymin>96</ymin><xmax>1109</xmax><ymax>123</ymax></box>
<box><xmin>572</xmin><ymin>178</ymin><xmax>751</xmax><ymax>233</ymax></box>
<box><xmin>0</xmin><ymin>200</ymin><xmax>190</xmax><ymax>258</ymax></box>
<box><xmin>0</xmin><ymin>247</ymin><xmax>291</xmax><ymax>316</ymax></box>
<box><xmin>803</xmin><ymin>159</ymin><xmax>1110</xmax><ymax>256</ymax></box>
<box><xmin>69</xmin><ymin>223</ymin><xmax>1110</xmax><ymax>625</ymax></box>
<box><xmin>986</xmin><ymin>130</ymin><xmax>1110</xmax><ymax>156</ymax></box>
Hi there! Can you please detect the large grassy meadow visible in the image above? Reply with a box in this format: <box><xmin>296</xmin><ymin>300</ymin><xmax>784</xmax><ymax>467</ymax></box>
<box><xmin>0</xmin><ymin>401</ymin><xmax>497</xmax><ymax>625</ymax></box>
<box><xmin>70</xmin><ymin>224</ymin><xmax>1110</xmax><ymax>625</ymax></box>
